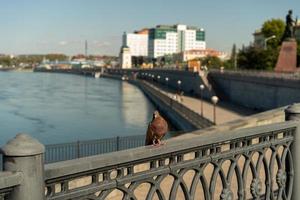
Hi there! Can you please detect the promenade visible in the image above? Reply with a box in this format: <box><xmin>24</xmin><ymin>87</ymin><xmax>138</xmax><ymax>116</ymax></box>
<box><xmin>149</xmin><ymin>81</ymin><xmax>256</xmax><ymax>125</ymax></box>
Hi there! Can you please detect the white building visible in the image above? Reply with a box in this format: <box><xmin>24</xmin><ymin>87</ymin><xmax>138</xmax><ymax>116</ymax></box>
<box><xmin>148</xmin><ymin>24</ymin><xmax>206</xmax><ymax>58</ymax></box>
<box><xmin>119</xmin><ymin>46</ymin><xmax>132</xmax><ymax>69</ymax></box>
<box><xmin>122</xmin><ymin>29</ymin><xmax>148</xmax><ymax>57</ymax></box>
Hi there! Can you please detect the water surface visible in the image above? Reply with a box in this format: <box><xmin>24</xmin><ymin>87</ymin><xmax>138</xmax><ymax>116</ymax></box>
<box><xmin>0</xmin><ymin>72</ymin><xmax>155</xmax><ymax>145</ymax></box>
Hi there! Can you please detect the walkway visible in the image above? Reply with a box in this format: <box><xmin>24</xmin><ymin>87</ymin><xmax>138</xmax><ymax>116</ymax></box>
<box><xmin>148</xmin><ymin>81</ymin><xmax>256</xmax><ymax>125</ymax></box>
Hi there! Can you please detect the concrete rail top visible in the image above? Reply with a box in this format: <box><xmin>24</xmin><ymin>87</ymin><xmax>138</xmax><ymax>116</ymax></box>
<box><xmin>0</xmin><ymin>172</ymin><xmax>22</xmax><ymax>190</ymax></box>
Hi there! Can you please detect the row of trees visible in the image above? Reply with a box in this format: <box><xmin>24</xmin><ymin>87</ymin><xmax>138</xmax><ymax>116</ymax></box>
<box><xmin>0</xmin><ymin>54</ymin><xmax>68</xmax><ymax>68</ymax></box>
<box><xmin>0</xmin><ymin>54</ymin><xmax>119</xmax><ymax>68</ymax></box>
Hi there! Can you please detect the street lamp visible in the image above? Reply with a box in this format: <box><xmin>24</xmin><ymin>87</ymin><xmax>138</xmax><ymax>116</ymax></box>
<box><xmin>157</xmin><ymin>75</ymin><xmax>161</xmax><ymax>83</ymax></box>
<box><xmin>177</xmin><ymin>80</ymin><xmax>182</xmax><ymax>92</ymax></box>
<box><xmin>211</xmin><ymin>96</ymin><xmax>219</xmax><ymax>124</ymax></box>
<box><xmin>165</xmin><ymin>77</ymin><xmax>169</xmax><ymax>91</ymax></box>
<box><xmin>264</xmin><ymin>35</ymin><xmax>276</xmax><ymax>50</ymax></box>
<box><xmin>200</xmin><ymin>84</ymin><xmax>205</xmax><ymax>116</ymax></box>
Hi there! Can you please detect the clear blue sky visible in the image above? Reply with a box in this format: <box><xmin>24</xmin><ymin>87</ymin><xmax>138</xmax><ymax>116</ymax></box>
<box><xmin>0</xmin><ymin>0</ymin><xmax>299</xmax><ymax>55</ymax></box>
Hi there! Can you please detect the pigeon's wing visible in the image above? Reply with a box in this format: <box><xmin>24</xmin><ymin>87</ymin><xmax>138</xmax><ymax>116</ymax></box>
<box><xmin>145</xmin><ymin>123</ymin><xmax>153</xmax><ymax>145</ymax></box>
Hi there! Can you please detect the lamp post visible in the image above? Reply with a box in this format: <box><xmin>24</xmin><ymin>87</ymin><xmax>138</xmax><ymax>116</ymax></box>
<box><xmin>211</xmin><ymin>96</ymin><xmax>219</xmax><ymax>124</ymax></box>
<box><xmin>177</xmin><ymin>80</ymin><xmax>182</xmax><ymax>94</ymax></box>
<box><xmin>264</xmin><ymin>35</ymin><xmax>276</xmax><ymax>50</ymax></box>
<box><xmin>157</xmin><ymin>75</ymin><xmax>161</xmax><ymax>83</ymax></box>
<box><xmin>165</xmin><ymin>77</ymin><xmax>169</xmax><ymax>91</ymax></box>
<box><xmin>200</xmin><ymin>84</ymin><xmax>205</xmax><ymax>116</ymax></box>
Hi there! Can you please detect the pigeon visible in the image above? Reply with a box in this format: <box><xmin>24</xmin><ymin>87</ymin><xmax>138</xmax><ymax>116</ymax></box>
<box><xmin>145</xmin><ymin>110</ymin><xmax>168</xmax><ymax>146</ymax></box>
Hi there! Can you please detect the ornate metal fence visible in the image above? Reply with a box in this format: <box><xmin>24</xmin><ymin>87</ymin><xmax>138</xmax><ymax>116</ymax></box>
<box><xmin>45</xmin><ymin>135</ymin><xmax>146</xmax><ymax>163</ymax></box>
<box><xmin>44</xmin><ymin>120</ymin><xmax>297</xmax><ymax>200</ymax></box>
<box><xmin>0</xmin><ymin>135</ymin><xmax>146</xmax><ymax>167</ymax></box>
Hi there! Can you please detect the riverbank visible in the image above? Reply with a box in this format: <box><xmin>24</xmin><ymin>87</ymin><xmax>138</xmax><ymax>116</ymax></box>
<box><xmin>0</xmin><ymin>67</ymin><xmax>33</xmax><ymax>72</ymax></box>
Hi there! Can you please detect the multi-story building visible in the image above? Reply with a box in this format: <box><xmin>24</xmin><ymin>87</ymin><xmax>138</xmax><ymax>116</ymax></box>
<box><xmin>148</xmin><ymin>24</ymin><xmax>206</xmax><ymax>58</ymax></box>
<box><xmin>122</xmin><ymin>29</ymin><xmax>148</xmax><ymax>57</ymax></box>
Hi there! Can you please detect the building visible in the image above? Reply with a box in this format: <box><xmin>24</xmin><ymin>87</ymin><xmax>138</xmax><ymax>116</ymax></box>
<box><xmin>179</xmin><ymin>49</ymin><xmax>228</xmax><ymax>61</ymax></box>
<box><xmin>253</xmin><ymin>30</ymin><xmax>265</xmax><ymax>48</ymax></box>
<box><xmin>148</xmin><ymin>24</ymin><xmax>206</xmax><ymax>58</ymax></box>
<box><xmin>122</xmin><ymin>29</ymin><xmax>148</xmax><ymax>57</ymax></box>
<box><xmin>119</xmin><ymin>45</ymin><xmax>132</xmax><ymax>69</ymax></box>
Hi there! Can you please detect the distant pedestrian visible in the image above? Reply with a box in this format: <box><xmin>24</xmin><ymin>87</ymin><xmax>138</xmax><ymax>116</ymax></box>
<box><xmin>179</xmin><ymin>91</ymin><xmax>184</xmax><ymax>102</ymax></box>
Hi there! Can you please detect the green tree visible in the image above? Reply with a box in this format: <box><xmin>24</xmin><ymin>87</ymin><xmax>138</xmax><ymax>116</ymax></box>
<box><xmin>201</xmin><ymin>56</ymin><xmax>223</xmax><ymax>69</ymax></box>
<box><xmin>224</xmin><ymin>44</ymin><xmax>237</xmax><ymax>69</ymax></box>
<box><xmin>237</xmin><ymin>46</ymin><xmax>278</xmax><ymax>70</ymax></box>
<box><xmin>261</xmin><ymin>19</ymin><xmax>285</xmax><ymax>48</ymax></box>
<box><xmin>0</xmin><ymin>56</ymin><xmax>12</xmax><ymax>67</ymax></box>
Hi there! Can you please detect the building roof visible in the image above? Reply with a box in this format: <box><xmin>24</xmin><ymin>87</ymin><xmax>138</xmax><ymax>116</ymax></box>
<box><xmin>134</xmin><ymin>28</ymin><xmax>149</xmax><ymax>34</ymax></box>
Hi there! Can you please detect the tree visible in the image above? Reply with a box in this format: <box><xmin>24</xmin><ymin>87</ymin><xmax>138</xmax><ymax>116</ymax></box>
<box><xmin>131</xmin><ymin>56</ymin><xmax>138</xmax><ymax>67</ymax></box>
<box><xmin>261</xmin><ymin>19</ymin><xmax>285</xmax><ymax>48</ymax></box>
<box><xmin>137</xmin><ymin>56</ymin><xmax>144</xmax><ymax>66</ymax></box>
<box><xmin>224</xmin><ymin>44</ymin><xmax>237</xmax><ymax>69</ymax></box>
<box><xmin>231</xmin><ymin>44</ymin><xmax>237</xmax><ymax>69</ymax></box>
<box><xmin>237</xmin><ymin>46</ymin><xmax>278</xmax><ymax>70</ymax></box>
<box><xmin>45</xmin><ymin>54</ymin><xmax>68</xmax><ymax>61</ymax></box>
<box><xmin>201</xmin><ymin>56</ymin><xmax>222</xmax><ymax>69</ymax></box>
<box><xmin>0</xmin><ymin>56</ymin><xmax>11</xmax><ymax>67</ymax></box>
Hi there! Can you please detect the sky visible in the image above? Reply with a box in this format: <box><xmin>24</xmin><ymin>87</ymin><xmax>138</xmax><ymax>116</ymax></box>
<box><xmin>0</xmin><ymin>0</ymin><xmax>299</xmax><ymax>56</ymax></box>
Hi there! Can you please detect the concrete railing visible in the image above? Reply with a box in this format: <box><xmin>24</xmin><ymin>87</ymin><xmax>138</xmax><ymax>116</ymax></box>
<box><xmin>137</xmin><ymin>80</ymin><xmax>213</xmax><ymax>130</ymax></box>
<box><xmin>0</xmin><ymin>172</ymin><xmax>22</xmax><ymax>200</ymax></box>
<box><xmin>0</xmin><ymin>103</ymin><xmax>300</xmax><ymax>199</ymax></box>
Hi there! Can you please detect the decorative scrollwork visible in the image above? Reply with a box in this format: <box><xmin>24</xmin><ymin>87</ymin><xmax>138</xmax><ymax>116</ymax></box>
<box><xmin>220</xmin><ymin>188</ymin><xmax>234</xmax><ymax>200</ymax></box>
<box><xmin>276</xmin><ymin>169</ymin><xmax>287</xmax><ymax>187</ymax></box>
<box><xmin>251</xmin><ymin>178</ymin><xmax>262</xmax><ymax>198</ymax></box>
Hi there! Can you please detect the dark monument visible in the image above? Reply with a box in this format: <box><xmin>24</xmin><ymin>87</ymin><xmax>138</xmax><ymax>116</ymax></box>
<box><xmin>275</xmin><ymin>10</ymin><xmax>298</xmax><ymax>72</ymax></box>
<box><xmin>282</xmin><ymin>10</ymin><xmax>296</xmax><ymax>40</ymax></box>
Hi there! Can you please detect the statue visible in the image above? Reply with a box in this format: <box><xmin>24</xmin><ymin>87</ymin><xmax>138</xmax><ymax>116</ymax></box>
<box><xmin>275</xmin><ymin>10</ymin><xmax>298</xmax><ymax>72</ymax></box>
<box><xmin>282</xmin><ymin>10</ymin><xmax>297</xmax><ymax>41</ymax></box>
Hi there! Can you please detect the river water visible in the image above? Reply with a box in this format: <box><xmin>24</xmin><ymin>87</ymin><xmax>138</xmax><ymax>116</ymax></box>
<box><xmin>0</xmin><ymin>72</ymin><xmax>156</xmax><ymax>145</ymax></box>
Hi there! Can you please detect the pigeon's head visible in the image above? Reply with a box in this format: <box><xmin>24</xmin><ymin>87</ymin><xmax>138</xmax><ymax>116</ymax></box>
<box><xmin>153</xmin><ymin>110</ymin><xmax>160</xmax><ymax>119</ymax></box>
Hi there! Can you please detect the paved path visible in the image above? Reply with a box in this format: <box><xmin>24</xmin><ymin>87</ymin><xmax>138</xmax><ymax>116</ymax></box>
<box><xmin>149</xmin><ymin>81</ymin><xmax>256</xmax><ymax>125</ymax></box>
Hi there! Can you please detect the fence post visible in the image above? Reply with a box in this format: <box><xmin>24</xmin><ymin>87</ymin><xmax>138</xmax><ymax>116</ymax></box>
<box><xmin>116</xmin><ymin>136</ymin><xmax>120</xmax><ymax>151</ymax></box>
<box><xmin>0</xmin><ymin>134</ymin><xmax>45</xmax><ymax>200</ymax></box>
<box><xmin>285</xmin><ymin>103</ymin><xmax>300</xmax><ymax>200</ymax></box>
<box><xmin>76</xmin><ymin>140</ymin><xmax>80</xmax><ymax>158</ymax></box>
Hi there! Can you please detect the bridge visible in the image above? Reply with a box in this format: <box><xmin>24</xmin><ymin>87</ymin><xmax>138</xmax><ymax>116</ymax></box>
<box><xmin>0</xmin><ymin>103</ymin><xmax>298</xmax><ymax>199</ymax></box>
<box><xmin>1</xmin><ymin>68</ymin><xmax>299</xmax><ymax>199</ymax></box>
